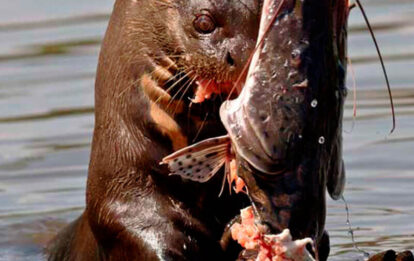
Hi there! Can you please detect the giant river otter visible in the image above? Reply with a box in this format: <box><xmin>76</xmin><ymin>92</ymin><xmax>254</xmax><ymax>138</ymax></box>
<box><xmin>48</xmin><ymin>0</ymin><xmax>261</xmax><ymax>260</ymax></box>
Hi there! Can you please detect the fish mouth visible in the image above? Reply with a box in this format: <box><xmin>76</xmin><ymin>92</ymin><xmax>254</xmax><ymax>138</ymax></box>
<box><xmin>220</xmin><ymin>101</ymin><xmax>289</xmax><ymax>175</ymax></box>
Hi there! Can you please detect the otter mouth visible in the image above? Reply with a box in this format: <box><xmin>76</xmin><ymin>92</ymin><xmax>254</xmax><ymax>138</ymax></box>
<box><xmin>192</xmin><ymin>78</ymin><xmax>235</xmax><ymax>104</ymax></box>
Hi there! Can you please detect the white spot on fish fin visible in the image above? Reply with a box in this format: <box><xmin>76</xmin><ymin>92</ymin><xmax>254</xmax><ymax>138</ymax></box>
<box><xmin>161</xmin><ymin>135</ymin><xmax>230</xmax><ymax>183</ymax></box>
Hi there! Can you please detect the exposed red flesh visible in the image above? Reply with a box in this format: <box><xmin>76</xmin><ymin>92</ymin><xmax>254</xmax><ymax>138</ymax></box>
<box><xmin>229</xmin><ymin>159</ymin><xmax>246</xmax><ymax>194</ymax></box>
<box><xmin>231</xmin><ymin>207</ymin><xmax>315</xmax><ymax>261</ymax></box>
<box><xmin>192</xmin><ymin>79</ymin><xmax>233</xmax><ymax>103</ymax></box>
<box><xmin>231</xmin><ymin>207</ymin><xmax>267</xmax><ymax>250</ymax></box>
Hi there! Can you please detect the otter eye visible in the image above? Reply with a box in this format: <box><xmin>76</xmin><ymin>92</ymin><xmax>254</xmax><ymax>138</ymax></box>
<box><xmin>193</xmin><ymin>14</ymin><xmax>216</xmax><ymax>34</ymax></box>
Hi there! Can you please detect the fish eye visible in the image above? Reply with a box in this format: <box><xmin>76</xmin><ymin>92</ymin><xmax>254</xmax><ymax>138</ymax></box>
<box><xmin>193</xmin><ymin>12</ymin><xmax>216</xmax><ymax>34</ymax></box>
<box><xmin>291</xmin><ymin>49</ymin><xmax>301</xmax><ymax>60</ymax></box>
<box><xmin>291</xmin><ymin>49</ymin><xmax>302</xmax><ymax>67</ymax></box>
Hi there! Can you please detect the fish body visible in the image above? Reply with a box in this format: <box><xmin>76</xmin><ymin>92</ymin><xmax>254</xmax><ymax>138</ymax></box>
<box><xmin>163</xmin><ymin>0</ymin><xmax>350</xmax><ymax>259</ymax></box>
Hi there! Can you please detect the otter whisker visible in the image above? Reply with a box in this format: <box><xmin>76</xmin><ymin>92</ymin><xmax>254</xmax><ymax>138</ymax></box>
<box><xmin>150</xmin><ymin>54</ymin><xmax>183</xmax><ymax>60</ymax></box>
<box><xmin>149</xmin><ymin>60</ymin><xmax>178</xmax><ymax>87</ymax></box>
<box><xmin>166</xmin><ymin>78</ymin><xmax>192</xmax><ymax>112</ymax></box>
<box><xmin>192</xmin><ymin>112</ymin><xmax>210</xmax><ymax>143</ymax></box>
<box><xmin>118</xmin><ymin>60</ymin><xmax>182</xmax><ymax>101</ymax></box>
<box><xmin>165</xmin><ymin>70</ymin><xmax>194</xmax><ymax>110</ymax></box>
<box><xmin>150</xmin><ymin>66</ymin><xmax>172</xmax><ymax>84</ymax></box>
<box><xmin>173</xmin><ymin>75</ymin><xmax>197</xmax><ymax>115</ymax></box>
<box><xmin>163</xmin><ymin>69</ymin><xmax>193</xmax><ymax>98</ymax></box>
<box><xmin>161</xmin><ymin>69</ymin><xmax>187</xmax><ymax>88</ymax></box>
<box><xmin>117</xmin><ymin>75</ymin><xmax>142</xmax><ymax>99</ymax></box>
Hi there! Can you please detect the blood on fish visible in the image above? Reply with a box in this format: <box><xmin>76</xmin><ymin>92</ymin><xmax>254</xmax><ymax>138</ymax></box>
<box><xmin>231</xmin><ymin>207</ymin><xmax>316</xmax><ymax>261</ymax></box>
<box><xmin>229</xmin><ymin>159</ymin><xmax>246</xmax><ymax>194</ymax></box>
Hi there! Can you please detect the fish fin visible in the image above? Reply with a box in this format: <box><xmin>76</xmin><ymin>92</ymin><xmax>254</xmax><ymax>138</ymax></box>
<box><xmin>161</xmin><ymin>135</ymin><xmax>230</xmax><ymax>183</ymax></box>
<box><xmin>219</xmin><ymin>160</ymin><xmax>231</xmax><ymax>197</ymax></box>
<box><xmin>227</xmin><ymin>163</ymin><xmax>232</xmax><ymax>194</ymax></box>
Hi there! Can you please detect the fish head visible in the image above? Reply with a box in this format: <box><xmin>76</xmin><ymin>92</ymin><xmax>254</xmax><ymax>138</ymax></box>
<box><xmin>221</xmin><ymin>0</ymin><xmax>308</xmax><ymax>174</ymax></box>
<box><xmin>220</xmin><ymin>0</ymin><xmax>350</xmax><ymax>255</ymax></box>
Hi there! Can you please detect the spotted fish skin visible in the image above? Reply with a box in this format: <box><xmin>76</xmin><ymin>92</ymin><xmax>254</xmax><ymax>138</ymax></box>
<box><xmin>220</xmin><ymin>1</ymin><xmax>308</xmax><ymax>175</ymax></box>
<box><xmin>161</xmin><ymin>135</ymin><xmax>231</xmax><ymax>183</ymax></box>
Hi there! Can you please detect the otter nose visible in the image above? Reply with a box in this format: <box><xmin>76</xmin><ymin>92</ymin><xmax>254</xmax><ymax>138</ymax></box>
<box><xmin>225</xmin><ymin>52</ymin><xmax>236</xmax><ymax>67</ymax></box>
<box><xmin>224</xmin><ymin>41</ymin><xmax>251</xmax><ymax>70</ymax></box>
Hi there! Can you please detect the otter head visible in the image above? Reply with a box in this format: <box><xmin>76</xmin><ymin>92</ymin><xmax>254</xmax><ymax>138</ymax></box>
<box><xmin>107</xmin><ymin>0</ymin><xmax>264</xmax><ymax>153</ymax></box>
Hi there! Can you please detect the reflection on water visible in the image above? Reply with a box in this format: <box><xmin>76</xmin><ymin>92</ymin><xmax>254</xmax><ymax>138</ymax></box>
<box><xmin>0</xmin><ymin>0</ymin><xmax>413</xmax><ymax>260</ymax></box>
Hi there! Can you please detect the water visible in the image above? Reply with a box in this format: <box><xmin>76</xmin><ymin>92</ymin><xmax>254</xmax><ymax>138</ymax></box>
<box><xmin>0</xmin><ymin>1</ymin><xmax>413</xmax><ymax>260</ymax></box>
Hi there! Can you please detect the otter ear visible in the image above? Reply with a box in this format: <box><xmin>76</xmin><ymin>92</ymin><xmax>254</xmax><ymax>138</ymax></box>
<box><xmin>161</xmin><ymin>135</ymin><xmax>230</xmax><ymax>183</ymax></box>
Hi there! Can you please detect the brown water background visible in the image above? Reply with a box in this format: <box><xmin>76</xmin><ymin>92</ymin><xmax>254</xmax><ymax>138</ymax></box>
<box><xmin>0</xmin><ymin>0</ymin><xmax>413</xmax><ymax>260</ymax></box>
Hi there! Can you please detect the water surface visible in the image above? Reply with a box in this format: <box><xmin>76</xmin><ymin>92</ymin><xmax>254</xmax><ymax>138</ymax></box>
<box><xmin>0</xmin><ymin>1</ymin><xmax>413</xmax><ymax>260</ymax></box>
